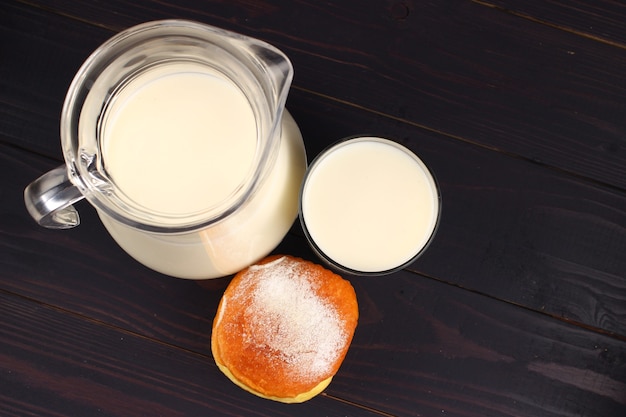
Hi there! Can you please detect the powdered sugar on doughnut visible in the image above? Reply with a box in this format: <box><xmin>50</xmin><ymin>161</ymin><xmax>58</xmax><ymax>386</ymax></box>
<box><xmin>237</xmin><ymin>256</ymin><xmax>347</xmax><ymax>382</ymax></box>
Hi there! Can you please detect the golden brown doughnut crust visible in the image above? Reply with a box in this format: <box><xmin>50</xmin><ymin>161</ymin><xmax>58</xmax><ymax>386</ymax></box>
<box><xmin>211</xmin><ymin>255</ymin><xmax>358</xmax><ymax>402</ymax></box>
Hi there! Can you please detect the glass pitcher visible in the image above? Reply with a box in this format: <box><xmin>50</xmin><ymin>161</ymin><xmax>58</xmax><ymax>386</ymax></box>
<box><xmin>24</xmin><ymin>20</ymin><xmax>307</xmax><ymax>279</ymax></box>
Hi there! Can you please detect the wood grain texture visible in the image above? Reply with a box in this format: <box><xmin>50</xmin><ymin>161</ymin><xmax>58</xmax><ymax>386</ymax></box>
<box><xmin>287</xmin><ymin>93</ymin><xmax>626</xmax><ymax>337</ymax></box>
<box><xmin>2</xmin><ymin>1</ymin><xmax>626</xmax><ymax>416</ymax></box>
<box><xmin>2</xmin><ymin>123</ymin><xmax>625</xmax><ymax>414</ymax></box>
<box><xmin>3</xmin><ymin>142</ymin><xmax>625</xmax><ymax>416</ymax></box>
<box><xmin>483</xmin><ymin>0</ymin><xmax>626</xmax><ymax>46</ymax></box>
<box><xmin>341</xmin><ymin>273</ymin><xmax>626</xmax><ymax>417</ymax></box>
<box><xmin>3</xmin><ymin>84</ymin><xmax>625</xmax><ymax>340</ymax></box>
<box><xmin>2</xmin><ymin>192</ymin><xmax>625</xmax><ymax>417</ymax></box>
<box><xmin>0</xmin><ymin>2</ymin><xmax>113</xmax><ymax>157</ymax></box>
<box><xmin>4</xmin><ymin>0</ymin><xmax>626</xmax><ymax>189</ymax></box>
<box><xmin>3</xmin><ymin>272</ymin><xmax>625</xmax><ymax>417</ymax></box>
<box><xmin>0</xmin><ymin>292</ymin><xmax>387</xmax><ymax>417</ymax></box>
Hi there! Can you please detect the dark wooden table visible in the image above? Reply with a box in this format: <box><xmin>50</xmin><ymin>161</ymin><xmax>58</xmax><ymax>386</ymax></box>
<box><xmin>2</xmin><ymin>1</ymin><xmax>625</xmax><ymax>416</ymax></box>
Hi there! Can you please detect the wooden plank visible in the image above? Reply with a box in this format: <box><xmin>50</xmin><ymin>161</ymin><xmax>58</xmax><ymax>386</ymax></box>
<box><xmin>339</xmin><ymin>272</ymin><xmax>626</xmax><ymax>417</ymax></box>
<box><xmin>2</xmin><ymin>3</ymin><xmax>625</xmax><ymax>414</ymax></box>
<box><xmin>4</xmin><ymin>138</ymin><xmax>626</xmax><ymax>416</ymax></box>
<box><xmin>292</xmin><ymin>95</ymin><xmax>626</xmax><ymax>337</ymax></box>
<box><xmin>291</xmin><ymin>92</ymin><xmax>626</xmax><ymax>337</ymax></box>
<box><xmin>2</xmin><ymin>217</ymin><xmax>625</xmax><ymax>416</ymax></box>
<box><xmin>3</xmin><ymin>0</ymin><xmax>626</xmax><ymax>189</ymax></box>
<box><xmin>0</xmin><ymin>2</ymin><xmax>113</xmax><ymax>158</ymax></box>
<box><xmin>3</xmin><ymin>124</ymin><xmax>626</xmax><ymax>415</ymax></box>
<box><xmin>0</xmin><ymin>292</ymin><xmax>386</xmax><ymax>417</ymax></box>
<box><xmin>482</xmin><ymin>0</ymin><xmax>626</xmax><ymax>46</ymax></box>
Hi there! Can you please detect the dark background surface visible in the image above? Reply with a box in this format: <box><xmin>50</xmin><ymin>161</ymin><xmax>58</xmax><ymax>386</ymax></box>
<box><xmin>1</xmin><ymin>1</ymin><xmax>625</xmax><ymax>416</ymax></box>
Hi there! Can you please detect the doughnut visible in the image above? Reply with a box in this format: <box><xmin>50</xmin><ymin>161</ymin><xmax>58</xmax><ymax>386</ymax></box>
<box><xmin>211</xmin><ymin>255</ymin><xmax>359</xmax><ymax>403</ymax></box>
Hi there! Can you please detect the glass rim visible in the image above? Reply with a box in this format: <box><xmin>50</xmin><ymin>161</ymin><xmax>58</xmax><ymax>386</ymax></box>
<box><xmin>298</xmin><ymin>135</ymin><xmax>442</xmax><ymax>276</ymax></box>
<box><xmin>60</xmin><ymin>19</ymin><xmax>292</xmax><ymax>233</ymax></box>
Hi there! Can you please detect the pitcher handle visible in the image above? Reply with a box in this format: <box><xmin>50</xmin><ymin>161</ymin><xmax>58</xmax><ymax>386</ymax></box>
<box><xmin>24</xmin><ymin>165</ymin><xmax>85</xmax><ymax>229</ymax></box>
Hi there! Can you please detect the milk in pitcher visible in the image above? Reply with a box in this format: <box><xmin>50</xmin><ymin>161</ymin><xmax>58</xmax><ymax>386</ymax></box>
<box><xmin>95</xmin><ymin>62</ymin><xmax>306</xmax><ymax>278</ymax></box>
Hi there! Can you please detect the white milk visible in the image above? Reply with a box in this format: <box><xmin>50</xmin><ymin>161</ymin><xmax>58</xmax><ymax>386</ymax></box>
<box><xmin>103</xmin><ymin>63</ymin><xmax>257</xmax><ymax>215</ymax></box>
<box><xmin>94</xmin><ymin>62</ymin><xmax>306</xmax><ymax>279</ymax></box>
<box><xmin>301</xmin><ymin>138</ymin><xmax>439</xmax><ymax>273</ymax></box>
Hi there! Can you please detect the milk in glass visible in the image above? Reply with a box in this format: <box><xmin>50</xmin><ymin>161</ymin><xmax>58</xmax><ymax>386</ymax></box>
<box><xmin>301</xmin><ymin>138</ymin><xmax>439</xmax><ymax>273</ymax></box>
